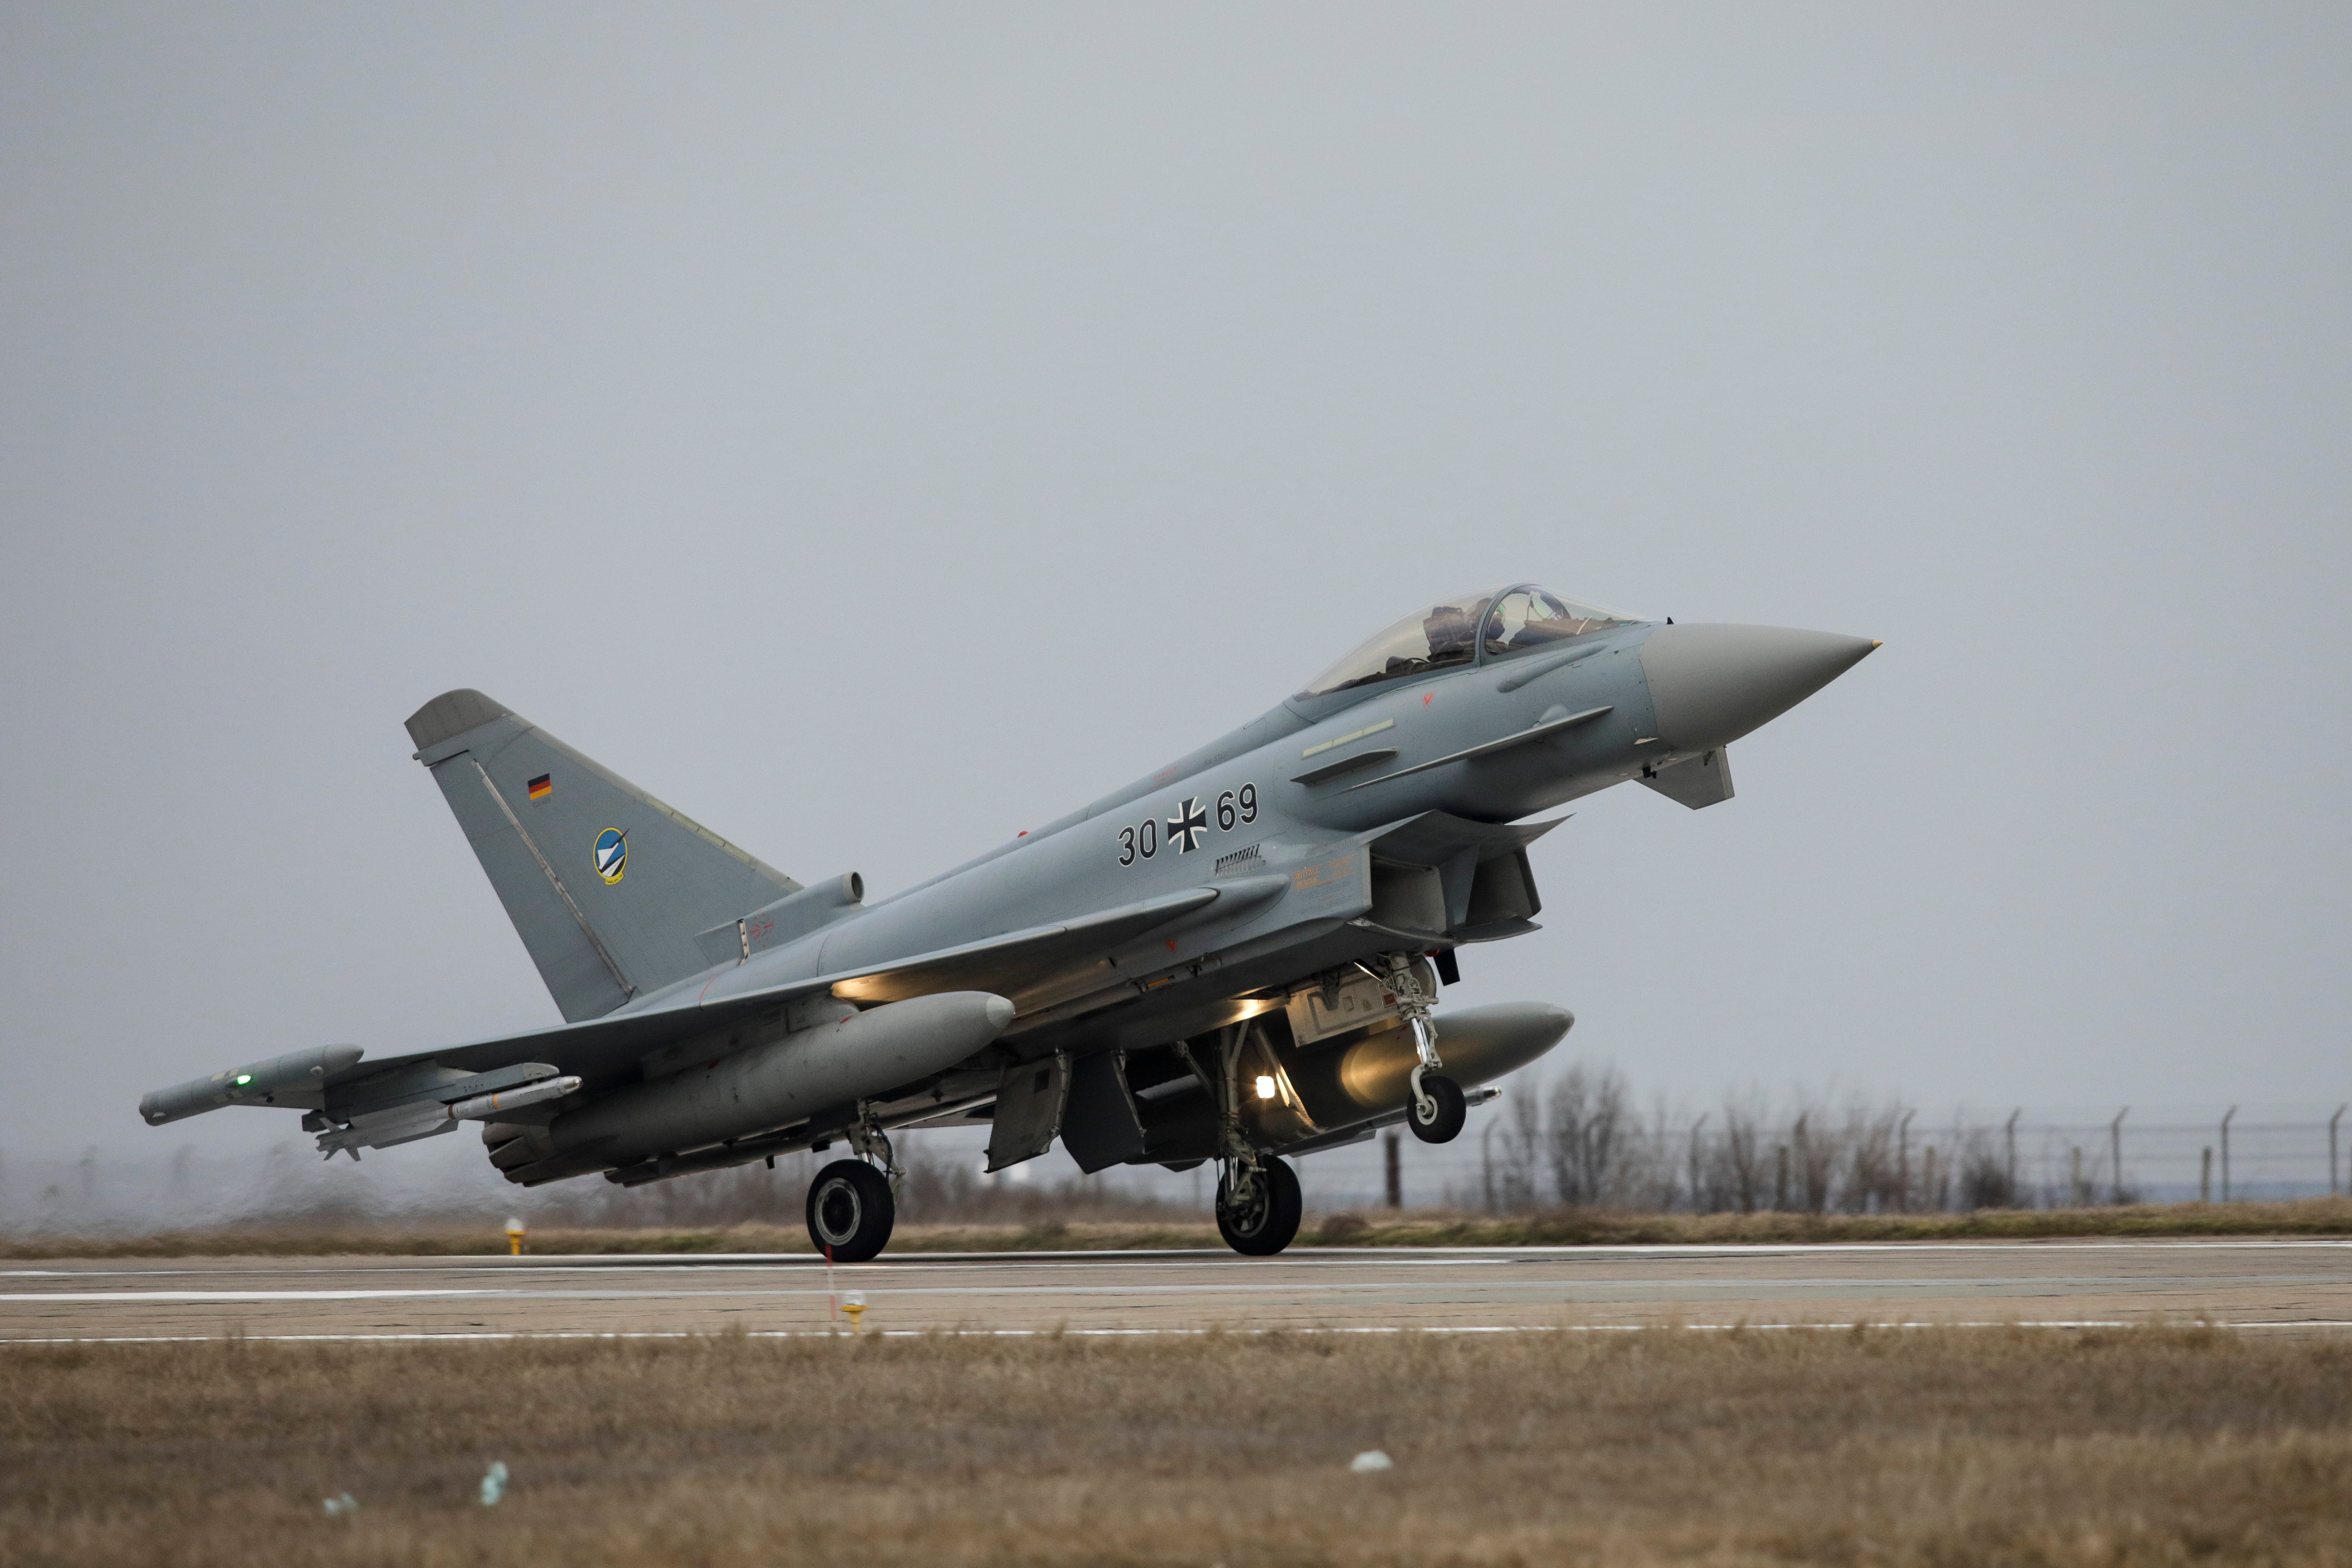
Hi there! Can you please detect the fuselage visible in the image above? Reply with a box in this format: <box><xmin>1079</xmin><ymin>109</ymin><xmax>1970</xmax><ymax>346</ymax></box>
<box><xmin>632</xmin><ymin>613</ymin><xmax>1874</xmax><ymax>1065</ymax></box>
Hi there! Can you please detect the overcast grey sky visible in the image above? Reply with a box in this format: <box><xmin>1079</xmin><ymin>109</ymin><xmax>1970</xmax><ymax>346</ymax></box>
<box><xmin>2</xmin><ymin>4</ymin><xmax>2347</xmax><ymax>1167</ymax></box>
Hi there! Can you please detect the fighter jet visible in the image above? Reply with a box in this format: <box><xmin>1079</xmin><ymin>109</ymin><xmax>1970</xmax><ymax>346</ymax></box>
<box><xmin>140</xmin><ymin>587</ymin><xmax>1875</xmax><ymax>1259</ymax></box>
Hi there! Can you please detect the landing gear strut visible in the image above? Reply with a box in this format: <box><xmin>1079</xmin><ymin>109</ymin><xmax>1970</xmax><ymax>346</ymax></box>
<box><xmin>1365</xmin><ymin>954</ymin><xmax>1466</xmax><ymax>1144</ymax></box>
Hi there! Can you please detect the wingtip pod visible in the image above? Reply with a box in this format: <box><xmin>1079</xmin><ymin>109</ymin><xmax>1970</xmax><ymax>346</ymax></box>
<box><xmin>139</xmin><ymin>1044</ymin><xmax>365</xmax><ymax>1127</ymax></box>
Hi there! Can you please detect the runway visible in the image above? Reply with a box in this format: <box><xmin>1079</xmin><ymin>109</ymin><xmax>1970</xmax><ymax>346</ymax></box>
<box><xmin>4</xmin><ymin>1239</ymin><xmax>2348</xmax><ymax>1340</ymax></box>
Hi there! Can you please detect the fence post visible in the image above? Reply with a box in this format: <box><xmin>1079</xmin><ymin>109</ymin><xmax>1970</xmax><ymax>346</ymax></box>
<box><xmin>2331</xmin><ymin>1106</ymin><xmax>2345</xmax><ymax>1199</ymax></box>
<box><xmin>2221</xmin><ymin>1106</ymin><xmax>2237</xmax><ymax>1203</ymax></box>
<box><xmin>2200</xmin><ymin>1146</ymin><xmax>2212</xmax><ymax>1204</ymax></box>
<box><xmin>1923</xmin><ymin>1145</ymin><xmax>1937</xmax><ymax>1213</ymax></box>
<box><xmin>2109</xmin><ymin>1106</ymin><xmax>2128</xmax><ymax>1205</ymax></box>
<box><xmin>1775</xmin><ymin>1143</ymin><xmax>1789</xmax><ymax>1212</ymax></box>
<box><xmin>1898</xmin><ymin>1109</ymin><xmax>1915</xmax><ymax>1212</ymax></box>
<box><xmin>1383</xmin><ymin>1129</ymin><xmax>1402</xmax><ymax>1210</ymax></box>
<box><xmin>1688</xmin><ymin>1114</ymin><xmax>1708</xmax><ymax>1215</ymax></box>
<box><xmin>2070</xmin><ymin>1146</ymin><xmax>2084</xmax><ymax>1208</ymax></box>
<box><xmin>2004</xmin><ymin>1108</ymin><xmax>2020</xmax><ymax>1203</ymax></box>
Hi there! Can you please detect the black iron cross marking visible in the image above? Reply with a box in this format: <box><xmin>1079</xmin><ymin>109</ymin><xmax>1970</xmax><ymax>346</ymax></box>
<box><xmin>1167</xmin><ymin>796</ymin><xmax>1209</xmax><ymax>852</ymax></box>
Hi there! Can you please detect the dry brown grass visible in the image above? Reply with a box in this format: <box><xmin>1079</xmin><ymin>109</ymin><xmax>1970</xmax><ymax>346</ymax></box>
<box><xmin>11</xmin><ymin>1194</ymin><xmax>2352</xmax><ymax>1259</ymax></box>
<box><xmin>5</xmin><ymin>1326</ymin><xmax>2351</xmax><ymax>1566</ymax></box>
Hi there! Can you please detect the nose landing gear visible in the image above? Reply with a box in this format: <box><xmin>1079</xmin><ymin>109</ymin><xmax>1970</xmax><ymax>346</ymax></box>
<box><xmin>1367</xmin><ymin>954</ymin><xmax>1467</xmax><ymax>1144</ymax></box>
<box><xmin>1407</xmin><ymin>1074</ymin><xmax>1467</xmax><ymax>1142</ymax></box>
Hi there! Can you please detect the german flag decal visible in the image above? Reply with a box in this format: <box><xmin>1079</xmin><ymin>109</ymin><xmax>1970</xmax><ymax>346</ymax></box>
<box><xmin>526</xmin><ymin>774</ymin><xmax>552</xmax><ymax>801</ymax></box>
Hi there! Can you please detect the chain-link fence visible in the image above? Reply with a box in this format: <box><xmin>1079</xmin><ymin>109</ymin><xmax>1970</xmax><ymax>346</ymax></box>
<box><xmin>1300</xmin><ymin>1074</ymin><xmax>2352</xmax><ymax>1213</ymax></box>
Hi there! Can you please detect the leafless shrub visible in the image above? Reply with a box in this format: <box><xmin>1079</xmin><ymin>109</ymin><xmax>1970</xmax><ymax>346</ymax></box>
<box><xmin>1959</xmin><ymin>1127</ymin><xmax>2017</xmax><ymax>1210</ymax></box>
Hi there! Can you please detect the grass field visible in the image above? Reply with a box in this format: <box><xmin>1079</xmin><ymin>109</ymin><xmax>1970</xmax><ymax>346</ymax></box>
<box><xmin>5</xmin><ymin>1326</ymin><xmax>2350</xmax><ymax>1566</ymax></box>
<box><xmin>10</xmin><ymin>1194</ymin><xmax>2352</xmax><ymax>1259</ymax></box>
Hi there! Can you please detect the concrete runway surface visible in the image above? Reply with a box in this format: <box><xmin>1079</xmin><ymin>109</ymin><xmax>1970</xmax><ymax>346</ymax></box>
<box><xmin>3</xmin><ymin>1240</ymin><xmax>2349</xmax><ymax>1341</ymax></box>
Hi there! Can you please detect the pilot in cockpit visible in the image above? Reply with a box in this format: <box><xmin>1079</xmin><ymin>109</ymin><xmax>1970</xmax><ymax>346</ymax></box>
<box><xmin>1420</xmin><ymin>602</ymin><xmax>1478</xmax><ymax>666</ymax></box>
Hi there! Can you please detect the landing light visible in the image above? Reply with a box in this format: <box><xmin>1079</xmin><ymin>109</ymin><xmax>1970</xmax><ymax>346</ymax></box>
<box><xmin>1255</xmin><ymin>1075</ymin><xmax>1277</xmax><ymax>1101</ymax></box>
<box><xmin>233</xmin><ymin>1074</ymin><xmax>254</xmax><ymax>1086</ymax></box>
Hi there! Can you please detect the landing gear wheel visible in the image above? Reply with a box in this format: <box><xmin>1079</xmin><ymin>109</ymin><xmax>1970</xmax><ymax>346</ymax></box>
<box><xmin>806</xmin><ymin>1159</ymin><xmax>896</xmax><ymax>1263</ymax></box>
<box><xmin>1216</xmin><ymin>1156</ymin><xmax>1303</xmax><ymax>1256</ymax></box>
<box><xmin>1408</xmin><ymin>1074</ymin><xmax>1467</xmax><ymax>1144</ymax></box>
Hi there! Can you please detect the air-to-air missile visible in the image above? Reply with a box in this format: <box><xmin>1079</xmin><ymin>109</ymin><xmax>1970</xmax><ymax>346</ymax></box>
<box><xmin>140</xmin><ymin>584</ymin><xmax>1875</xmax><ymax>1258</ymax></box>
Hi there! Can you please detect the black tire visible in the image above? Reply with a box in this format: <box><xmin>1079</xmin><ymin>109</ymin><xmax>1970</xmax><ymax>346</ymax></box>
<box><xmin>806</xmin><ymin>1159</ymin><xmax>896</xmax><ymax>1263</ymax></box>
<box><xmin>1408</xmin><ymin>1074</ymin><xmax>1468</xmax><ymax>1144</ymax></box>
<box><xmin>1216</xmin><ymin>1156</ymin><xmax>1303</xmax><ymax>1256</ymax></box>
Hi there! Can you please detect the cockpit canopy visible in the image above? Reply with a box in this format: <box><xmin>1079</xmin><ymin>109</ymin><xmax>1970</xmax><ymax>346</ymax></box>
<box><xmin>1298</xmin><ymin>585</ymin><xmax>1640</xmax><ymax>698</ymax></box>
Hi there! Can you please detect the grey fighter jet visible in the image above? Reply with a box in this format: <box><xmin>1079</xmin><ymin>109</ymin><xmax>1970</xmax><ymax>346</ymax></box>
<box><xmin>141</xmin><ymin>588</ymin><xmax>1875</xmax><ymax>1259</ymax></box>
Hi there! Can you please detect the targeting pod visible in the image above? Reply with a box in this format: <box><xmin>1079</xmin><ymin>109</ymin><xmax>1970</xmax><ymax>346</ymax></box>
<box><xmin>139</xmin><ymin>1044</ymin><xmax>364</xmax><ymax>1126</ymax></box>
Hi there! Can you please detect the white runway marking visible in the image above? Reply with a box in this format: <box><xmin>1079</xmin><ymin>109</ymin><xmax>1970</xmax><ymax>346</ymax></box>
<box><xmin>7</xmin><ymin>1320</ymin><xmax>2352</xmax><ymax>1346</ymax></box>
<box><xmin>9</xmin><ymin>1272</ymin><xmax>2343</xmax><ymax>1305</ymax></box>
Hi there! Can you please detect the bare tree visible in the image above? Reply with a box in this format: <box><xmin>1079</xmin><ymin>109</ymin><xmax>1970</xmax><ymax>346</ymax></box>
<box><xmin>1546</xmin><ymin>1065</ymin><xmax>1633</xmax><ymax>1206</ymax></box>
<box><xmin>1715</xmin><ymin>1099</ymin><xmax>1764</xmax><ymax>1213</ymax></box>
<box><xmin>1483</xmin><ymin>1089</ymin><xmax>1545</xmax><ymax>1212</ymax></box>
<box><xmin>1791</xmin><ymin>1111</ymin><xmax>1836</xmax><ymax>1213</ymax></box>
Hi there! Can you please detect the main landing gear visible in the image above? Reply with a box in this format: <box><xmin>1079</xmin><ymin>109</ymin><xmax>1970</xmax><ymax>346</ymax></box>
<box><xmin>803</xmin><ymin>1114</ymin><xmax>902</xmax><ymax>1263</ymax></box>
<box><xmin>1216</xmin><ymin>1155</ymin><xmax>1302</xmax><ymax>1256</ymax></box>
<box><xmin>1177</xmin><ymin>1024</ymin><xmax>1306</xmax><ymax>1258</ymax></box>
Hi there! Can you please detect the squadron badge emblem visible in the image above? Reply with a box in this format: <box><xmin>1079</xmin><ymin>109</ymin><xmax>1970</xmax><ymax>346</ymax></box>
<box><xmin>592</xmin><ymin>827</ymin><xmax>627</xmax><ymax>884</ymax></box>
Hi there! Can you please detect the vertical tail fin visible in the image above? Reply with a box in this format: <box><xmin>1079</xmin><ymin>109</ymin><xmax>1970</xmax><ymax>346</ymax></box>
<box><xmin>405</xmin><ymin>690</ymin><xmax>798</xmax><ymax>1021</ymax></box>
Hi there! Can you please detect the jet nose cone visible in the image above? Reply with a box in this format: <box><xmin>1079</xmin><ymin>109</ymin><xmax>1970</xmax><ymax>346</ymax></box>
<box><xmin>1639</xmin><ymin>624</ymin><xmax>1878</xmax><ymax>751</ymax></box>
